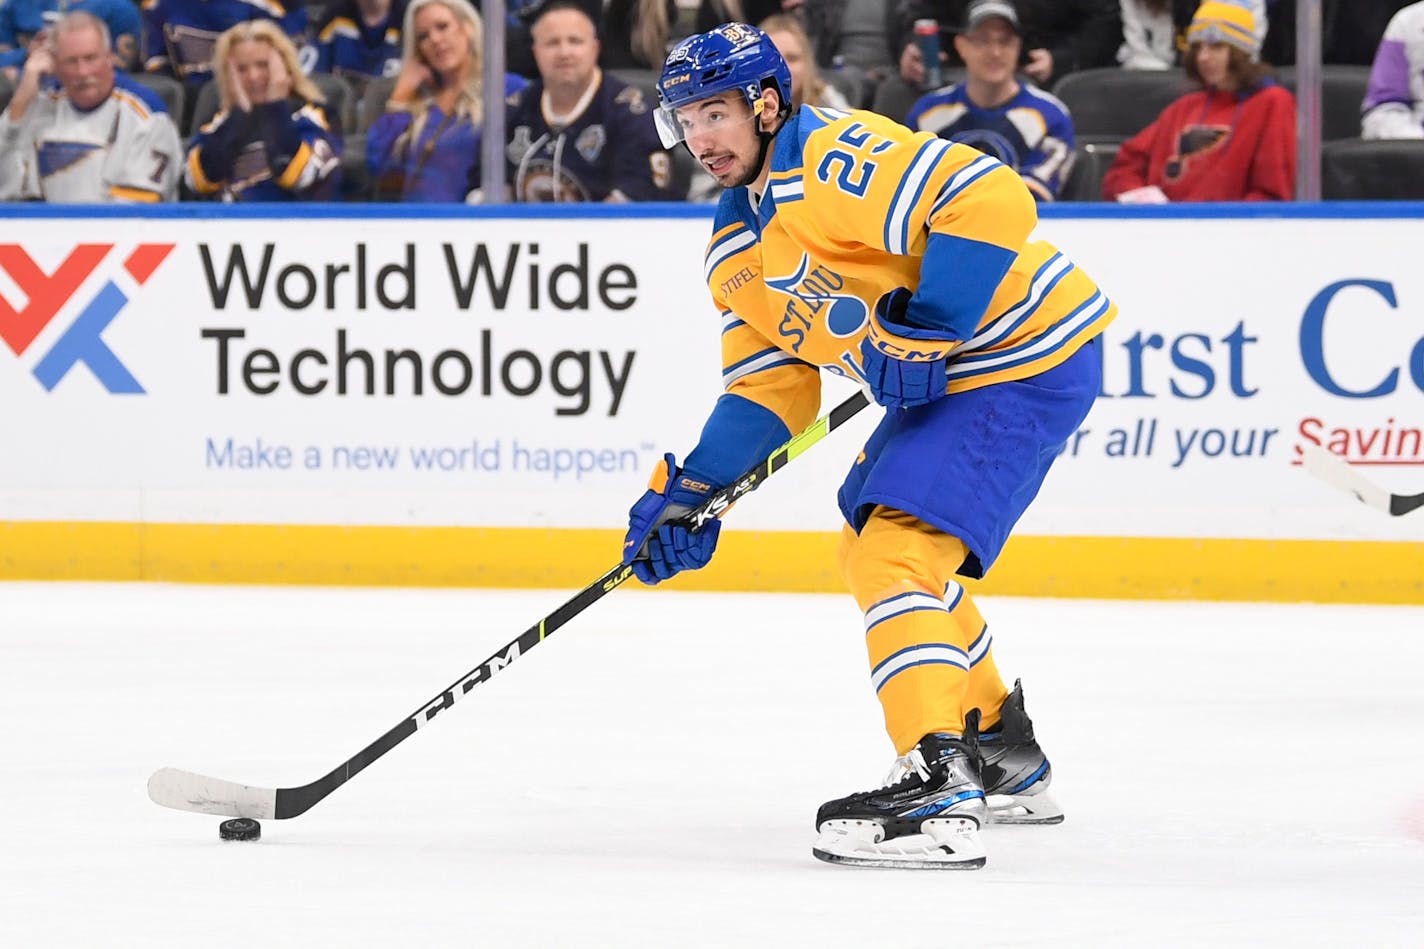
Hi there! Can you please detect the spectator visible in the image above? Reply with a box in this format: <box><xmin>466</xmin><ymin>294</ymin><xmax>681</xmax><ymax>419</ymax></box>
<box><xmin>505</xmin><ymin>0</ymin><xmax>600</xmax><ymax>80</ymax></box>
<box><xmin>0</xmin><ymin>0</ymin><xmax>141</xmax><ymax>76</ymax></box>
<box><xmin>1117</xmin><ymin>0</ymin><xmax>1177</xmax><ymax>69</ymax></box>
<box><xmin>1120</xmin><ymin>0</ymin><xmax>1263</xmax><ymax>69</ymax></box>
<box><xmin>601</xmin><ymin>0</ymin><xmax>677</xmax><ymax>71</ymax></box>
<box><xmin>365</xmin><ymin>0</ymin><xmax>522</xmax><ymax>200</ymax></box>
<box><xmin>761</xmin><ymin>13</ymin><xmax>851</xmax><ymax>110</ymax></box>
<box><xmin>1101</xmin><ymin>0</ymin><xmax>1295</xmax><ymax>202</ymax></box>
<box><xmin>906</xmin><ymin>0</ymin><xmax>1075</xmax><ymax>201</ymax></box>
<box><xmin>312</xmin><ymin>0</ymin><xmax>406</xmax><ymax>102</ymax></box>
<box><xmin>894</xmin><ymin>1</ymin><xmax>1120</xmax><ymax>91</ymax></box>
<box><xmin>0</xmin><ymin>12</ymin><xmax>180</xmax><ymax>202</ymax></box>
<box><xmin>801</xmin><ymin>0</ymin><xmax>898</xmax><ymax>90</ymax></box>
<box><xmin>141</xmin><ymin>0</ymin><xmax>307</xmax><ymax>91</ymax></box>
<box><xmin>1362</xmin><ymin>1</ymin><xmax>1424</xmax><ymax>139</ymax></box>
<box><xmin>185</xmin><ymin>20</ymin><xmax>341</xmax><ymax>201</ymax></box>
<box><xmin>494</xmin><ymin>0</ymin><xmax>673</xmax><ymax>202</ymax></box>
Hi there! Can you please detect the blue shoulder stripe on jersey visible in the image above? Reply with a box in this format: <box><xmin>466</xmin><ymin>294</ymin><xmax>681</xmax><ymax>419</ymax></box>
<box><xmin>931</xmin><ymin>153</ymin><xmax>1001</xmax><ymax>218</ymax></box>
<box><xmin>886</xmin><ymin>138</ymin><xmax>951</xmax><ymax>254</ymax></box>
<box><xmin>704</xmin><ymin>224</ymin><xmax>756</xmax><ymax>284</ymax></box>
<box><xmin>768</xmin><ymin>175</ymin><xmax>804</xmax><ymax>204</ymax></box>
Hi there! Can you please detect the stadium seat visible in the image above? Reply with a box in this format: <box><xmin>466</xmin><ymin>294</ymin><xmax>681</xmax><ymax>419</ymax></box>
<box><xmin>871</xmin><ymin>69</ymin><xmax>966</xmax><ymax>125</ymax></box>
<box><xmin>355</xmin><ymin>76</ymin><xmax>396</xmax><ymax>134</ymax></box>
<box><xmin>1274</xmin><ymin>64</ymin><xmax>1371</xmax><ymax>141</ymax></box>
<box><xmin>340</xmin><ymin>132</ymin><xmax>369</xmax><ymax>200</ymax></box>
<box><xmin>1051</xmin><ymin>67</ymin><xmax>1191</xmax><ymax>142</ymax></box>
<box><xmin>309</xmin><ymin>72</ymin><xmax>355</xmax><ymax>133</ymax></box>
<box><xmin>1321</xmin><ymin>138</ymin><xmax>1424</xmax><ymax>199</ymax></box>
<box><xmin>1058</xmin><ymin>141</ymin><xmax>1119</xmax><ymax>202</ymax></box>
<box><xmin>188</xmin><ymin>80</ymin><xmax>220</xmax><ymax>136</ymax></box>
<box><xmin>824</xmin><ymin>67</ymin><xmax>868</xmax><ymax>109</ymax></box>
<box><xmin>127</xmin><ymin>72</ymin><xmax>186</xmax><ymax>124</ymax></box>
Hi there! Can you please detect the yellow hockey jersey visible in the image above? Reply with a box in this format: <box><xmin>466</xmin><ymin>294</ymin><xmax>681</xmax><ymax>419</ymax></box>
<box><xmin>704</xmin><ymin>106</ymin><xmax>1116</xmax><ymax>439</ymax></box>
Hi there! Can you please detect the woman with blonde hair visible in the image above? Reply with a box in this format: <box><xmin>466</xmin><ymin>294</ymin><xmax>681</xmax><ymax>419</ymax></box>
<box><xmin>760</xmin><ymin>13</ymin><xmax>851</xmax><ymax>110</ymax></box>
<box><xmin>185</xmin><ymin>20</ymin><xmax>343</xmax><ymax>201</ymax></box>
<box><xmin>365</xmin><ymin>0</ymin><xmax>526</xmax><ymax>200</ymax></box>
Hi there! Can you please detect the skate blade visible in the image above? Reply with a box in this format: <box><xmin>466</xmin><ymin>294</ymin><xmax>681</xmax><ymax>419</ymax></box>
<box><xmin>986</xmin><ymin>791</ymin><xmax>1064</xmax><ymax>825</ymax></box>
<box><xmin>812</xmin><ymin>818</ymin><xmax>986</xmax><ymax>870</ymax></box>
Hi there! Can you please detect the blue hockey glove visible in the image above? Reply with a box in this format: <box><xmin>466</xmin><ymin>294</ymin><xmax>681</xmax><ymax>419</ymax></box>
<box><xmin>859</xmin><ymin>287</ymin><xmax>954</xmax><ymax>409</ymax></box>
<box><xmin>622</xmin><ymin>453</ymin><xmax>722</xmax><ymax>585</ymax></box>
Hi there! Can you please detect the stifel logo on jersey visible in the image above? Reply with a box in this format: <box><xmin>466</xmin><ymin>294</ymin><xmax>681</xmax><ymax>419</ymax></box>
<box><xmin>0</xmin><ymin>243</ymin><xmax>174</xmax><ymax>393</ymax></box>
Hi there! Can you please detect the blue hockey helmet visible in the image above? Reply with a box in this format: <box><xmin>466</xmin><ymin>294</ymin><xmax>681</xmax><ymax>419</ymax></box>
<box><xmin>653</xmin><ymin>22</ymin><xmax>793</xmax><ymax>148</ymax></box>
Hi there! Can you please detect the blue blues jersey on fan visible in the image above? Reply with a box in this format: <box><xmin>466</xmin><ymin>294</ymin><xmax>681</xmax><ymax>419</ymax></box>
<box><xmin>141</xmin><ymin>0</ymin><xmax>307</xmax><ymax>87</ymax></box>
<box><xmin>501</xmin><ymin>71</ymin><xmax>673</xmax><ymax>202</ymax></box>
<box><xmin>312</xmin><ymin>0</ymin><xmax>404</xmax><ymax>99</ymax></box>
<box><xmin>0</xmin><ymin>0</ymin><xmax>143</xmax><ymax>70</ymax></box>
<box><xmin>905</xmin><ymin>83</ymin><xmax>1076</xmax><ymax>202</ymax></box>
<box><xmin>186</xmin><ymin>97</ymin><xmax>342</xmax><ymax>201</ymax></box>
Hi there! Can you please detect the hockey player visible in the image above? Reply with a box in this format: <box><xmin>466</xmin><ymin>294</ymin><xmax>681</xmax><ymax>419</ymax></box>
<box><xmin>621</xmin><ymin>22</ymin><xmax>1115</xmax><ymax>868</ymax></box>
<box><xmin>184</xmin><ymin>20</ymin><xmax>342</xmax><ymax>201</ymax></box>
<box><xmin>0</xmin><ymin>12</ymin><xmax>182</xmax><ymax>202</ymax></box>
<box><xmin>495</xmin><ymin>0</ymin><xmax>673</xmax><ymax>202</ymax></box>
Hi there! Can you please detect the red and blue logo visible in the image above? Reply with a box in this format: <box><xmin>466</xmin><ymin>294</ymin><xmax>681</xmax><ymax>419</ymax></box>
<box><xmin>0</xmin><ymin>242</ymin><xmax>174</xmax><ymax>393</ymax></box>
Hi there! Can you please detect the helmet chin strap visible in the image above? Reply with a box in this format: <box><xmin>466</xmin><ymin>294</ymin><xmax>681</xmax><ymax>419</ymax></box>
<box><xmin>734</xmin><ymin>128</ymin><xmax>777</xmax><ymax>190</ymax></box>
<box><xmin>733</xmin><ymin>96</ymin><xmax>788</xmax><ymax>191</ymax></box>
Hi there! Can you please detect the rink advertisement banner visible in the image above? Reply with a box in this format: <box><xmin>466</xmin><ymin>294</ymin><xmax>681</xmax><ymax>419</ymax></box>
<box><xmin>0</xmin><ymin>207</ymin><xmax>1420</xmax><ymax>600</ymax></box>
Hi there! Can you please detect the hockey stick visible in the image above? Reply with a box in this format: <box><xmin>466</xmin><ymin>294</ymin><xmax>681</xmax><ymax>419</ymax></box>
<box><xmin>148</xmin><ymin>389</ymin><xmax>872</xmax><ymax>821</ymax></box>
<box><xmin>1299</xmin><ymin>443</ymin><xmax>1424</xmax><ymax>516</ymax></box>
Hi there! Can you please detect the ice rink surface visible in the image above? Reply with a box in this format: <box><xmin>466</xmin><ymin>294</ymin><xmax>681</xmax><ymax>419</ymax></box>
<box><xmin>3</xmin><ymin>582</ymin><xmax>1422</xmax><ymax>948</ymax></box>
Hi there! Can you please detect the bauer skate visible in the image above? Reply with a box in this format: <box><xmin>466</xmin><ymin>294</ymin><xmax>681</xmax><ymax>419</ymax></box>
<box><xmin>980</xmin><ymin>679</ymin><xmax>1064</xmax><ymax>825</ymax></box>
<box><xmin>813</xmin><ymin>717</ymin><xmax>987</xmax><ymax>870</ymax></box>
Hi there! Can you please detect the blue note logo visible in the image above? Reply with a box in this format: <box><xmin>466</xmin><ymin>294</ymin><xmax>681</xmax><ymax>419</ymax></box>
<box><xmin>766</xmin><ymin>253</ymin><xmax>868</xmax><ymax>353</ymax></box>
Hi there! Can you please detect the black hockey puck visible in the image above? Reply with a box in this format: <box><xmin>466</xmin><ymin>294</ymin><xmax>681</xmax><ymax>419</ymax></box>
<box><xmin>219</xmin><ymin>818</ymin><xmax>261</xmax><ymax>841</ymax></box>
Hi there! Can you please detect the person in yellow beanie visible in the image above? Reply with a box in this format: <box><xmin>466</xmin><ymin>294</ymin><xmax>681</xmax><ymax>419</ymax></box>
<box><xmin>1102</xmin><ymin>0</ymin><xmax>1296</xmax><ymax>201</ymax></box>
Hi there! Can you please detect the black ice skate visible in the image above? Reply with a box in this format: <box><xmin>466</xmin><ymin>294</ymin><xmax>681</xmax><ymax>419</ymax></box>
<box><xmin>980</xmin><ymin>679</ymin><xmax>1064</xmax><ymax>825</ymax></box>
<box><xmin>813</xmin><ymin>719</ymin><xmax>987</xmax><ymax>870</ymax></box>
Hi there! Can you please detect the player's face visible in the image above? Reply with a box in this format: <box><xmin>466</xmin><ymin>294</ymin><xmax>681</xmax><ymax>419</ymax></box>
<box><xmin>532</xmin><ymin>9</ymin><xmax>599</xmax><ymax>92</ymax></box>
<box><xmin>957</xmin><ymin>18</ymin><xmax>1020</xmax><ymax>86</ymax></box>
<box><xmin>414</xmin><ymin>3</ymin><xmax>472</xmax><ymax>82</ymax></box>
<box><xmin>1195</xmin><ymin>41</ymin><xmax>1232</xmax><ymax>90</ymax></box>
<box><xmin>54</xmin><ymin>25</ymin><xmax>114</xmax><ymax>111</ymax></box>
<box><xmin>766</xmin><ymin>30</ymin><xmax>805</xmax><ymax>109</ymax></box>
<box><xmin>678</xmin><ymin>91</ymin><xmax>763</xmax><ymax>187</ymax></box>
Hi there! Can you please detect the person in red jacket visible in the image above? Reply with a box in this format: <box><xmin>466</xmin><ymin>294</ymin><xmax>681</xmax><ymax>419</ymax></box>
<box><xmin>1101</xmin><ymin>0</ymin><xmax>1295</xmax><ymax>202</ymax></box>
